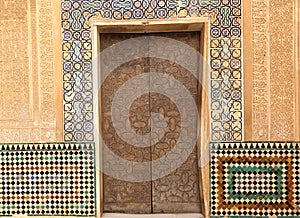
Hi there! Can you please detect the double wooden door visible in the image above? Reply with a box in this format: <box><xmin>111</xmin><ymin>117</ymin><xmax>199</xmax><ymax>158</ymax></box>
<box><xmin>100</xmin><ymin>31</ymin><xmax>202</xmax><ymax>214</ymax></box>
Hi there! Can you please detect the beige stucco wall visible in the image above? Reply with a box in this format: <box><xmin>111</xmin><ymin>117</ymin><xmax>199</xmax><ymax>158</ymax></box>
<box><xmin>244</xmin><ymin>0</ymin><xmax>300</xmax><ymax>141</ymax></box>
<box><xmin>0</xmin><ymin>0</ymin><xmax>62</xmax><ymax>142</ymax></box>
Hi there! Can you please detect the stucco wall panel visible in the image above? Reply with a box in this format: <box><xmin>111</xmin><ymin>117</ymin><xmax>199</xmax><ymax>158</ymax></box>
<box><xmin>0</xmin><ymin>0</ymin><xmax>62</xmax><ymax>142</ymax></box>
<box><xmin>250</xmin><ymin>0</ymin><xmax>298</xmax><ymax>140</ymax></box>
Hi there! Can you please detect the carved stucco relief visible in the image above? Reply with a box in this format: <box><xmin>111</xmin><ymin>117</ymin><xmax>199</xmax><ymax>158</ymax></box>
<box><xmin>251</xmin><ymin>0</ymin><xmax>298</xmax><ymax>140</ymax></box>
<box><xmin>0</xmin><ymin>0</ymin><xmax>60</xmax><ymax>142</ymax></box>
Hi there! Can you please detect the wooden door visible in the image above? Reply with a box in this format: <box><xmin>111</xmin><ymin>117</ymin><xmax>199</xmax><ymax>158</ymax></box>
<box><xmin>100</xmin><ymin>32</ymin><xmax>202</xmax><ymax>214</ymax></box>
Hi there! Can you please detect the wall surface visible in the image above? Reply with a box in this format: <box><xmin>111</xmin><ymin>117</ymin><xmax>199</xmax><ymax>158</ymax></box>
<box><xmin>61</xmin><ymin>0</ymin><xmax>243</xmax><ymax>142</ymax></box>
<box><xmin>244</xmin><ymin>0</ymin><xmax>299</xmax><ymax>141</ymax></box>
<box><xmin>0</xmin><ymin>0</ymin><xmax>62</xmax><ymax>142</ymax></box>
<box><xmin>0</xmin><ymin>0</ymin><xmax>300</xmax><ymax>217</ymax></box>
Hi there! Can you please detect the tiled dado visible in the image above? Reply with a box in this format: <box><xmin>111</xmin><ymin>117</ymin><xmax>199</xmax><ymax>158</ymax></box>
<box><xmin>211</xmin><ymin>142</ymin><xmax>300</xmax><ymax>217</ymax></box>
<box><xmin>0</xmin><ymin>143</ymin><xmax>96</xmax><ymax>216</ymax></box>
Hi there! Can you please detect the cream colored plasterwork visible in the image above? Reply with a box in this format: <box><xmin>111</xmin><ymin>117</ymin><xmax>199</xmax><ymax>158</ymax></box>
<box><xmin>0</xmin><ymin>0</ymin><xmax>62</xmax><ymax>142</ymax></box>
<box><xmin>247</xmin><ymin>0</ymin><xmax>299</xmax><ymax>141</ymax></box>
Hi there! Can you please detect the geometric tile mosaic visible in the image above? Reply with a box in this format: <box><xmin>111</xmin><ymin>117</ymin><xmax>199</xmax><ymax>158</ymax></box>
<box><xmin>211</xmin><ymin>142</ymin><xmax>300</xmax><ymax>217</ymax></box>
<box><xmin>0</xmin><ymin>143</ymin><xmax>95</xmax><ymax>216</ymax></box>
<box><xmin>61</xmin><ymin>0</ymin><xmax>243</xmax><ymax>142</ymax></box>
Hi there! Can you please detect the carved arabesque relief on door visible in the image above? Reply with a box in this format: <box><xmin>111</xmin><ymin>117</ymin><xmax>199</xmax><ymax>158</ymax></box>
<box><xmin>100</xmin><ymin>32</ymin><xmax>202</xmax><ymax>213</ymax></box>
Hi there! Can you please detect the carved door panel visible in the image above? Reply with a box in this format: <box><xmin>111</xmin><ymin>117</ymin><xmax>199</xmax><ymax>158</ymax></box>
<box><xmin>100</xmin><ymin>33</ymin><xmax>152</xmax><ymax>213</ymax></box>
<box><xmin>149</xmin><ymin>32</ymin><xmax>202</xmax><ymax>213</ymax></box>
<box><xmin>100</xmin><ymin>32</ymin><xmax>201</xmax><ymax>214</ymax></box>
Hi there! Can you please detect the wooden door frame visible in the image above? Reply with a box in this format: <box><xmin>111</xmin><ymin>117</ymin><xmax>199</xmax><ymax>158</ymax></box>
<box><xmin>91</xmin><ymin>17</ymin><xmax>211</xmax><ymax>218</ymax></box>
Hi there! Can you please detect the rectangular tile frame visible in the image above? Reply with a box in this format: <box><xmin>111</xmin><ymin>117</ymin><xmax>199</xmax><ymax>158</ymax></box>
<box><xmin>210</xmin><ymin>142</ymin><xmax>300</xmax><ymax>217</ymax></box>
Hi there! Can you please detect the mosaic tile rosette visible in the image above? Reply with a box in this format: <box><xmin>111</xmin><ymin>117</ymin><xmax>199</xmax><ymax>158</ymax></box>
<box><xmin>211</xmin><ymin>142</ymin><xmax>300</xmax><ymax>217</ymax></box>
<box><xmin>0</xmin><ymin>143</ymin><xmax>96</xmax><ymax>216</ymax></box>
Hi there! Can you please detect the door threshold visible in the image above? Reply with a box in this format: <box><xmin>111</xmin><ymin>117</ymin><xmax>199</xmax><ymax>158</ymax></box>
<box><xmin>102</xmin><ymin>213</ymin><xmax>204</xmax><ymax>218</ymax></box>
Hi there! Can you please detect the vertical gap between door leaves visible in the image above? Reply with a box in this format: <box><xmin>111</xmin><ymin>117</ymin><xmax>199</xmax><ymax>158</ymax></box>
<box><xmin>147</xmin><ymin>33</ymin><xmax>154</xmax><ymax>214</ymax></box>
